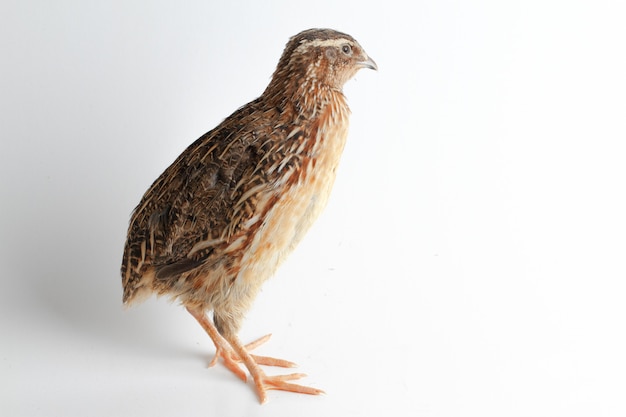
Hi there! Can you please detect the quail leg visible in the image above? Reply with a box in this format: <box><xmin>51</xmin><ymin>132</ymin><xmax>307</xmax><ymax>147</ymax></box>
<box><xmin>226</xmin><ymin>334</ymin><xmax>324</xmax><ymax>403</ymax></box>
<box><xmin>187</xmin><ymin>307</ymin><xmax>323</xmax><ymax>403</ymax></box>
<box><xmin>186</xmin><ymin>308</ymin><xmax>301</xmax><ymax>377</ymax></box>
<box><xmin>187</xmin><ymin>307</ymin><xmax>247</xmax><ymax>381</ymax></box>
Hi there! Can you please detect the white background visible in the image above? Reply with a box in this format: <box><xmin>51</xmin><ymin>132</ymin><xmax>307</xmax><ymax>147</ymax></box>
<box><xmin>2</xmin><ymin>1</ymin><xmax>625</xmax><ymax>416</ymax></box>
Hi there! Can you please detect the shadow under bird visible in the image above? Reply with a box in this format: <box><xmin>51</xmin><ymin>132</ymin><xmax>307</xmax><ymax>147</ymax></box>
<box><xmin>121</xmin><ymin>28</ymin><xmax>377</xmax><ymax>403</ymax></box>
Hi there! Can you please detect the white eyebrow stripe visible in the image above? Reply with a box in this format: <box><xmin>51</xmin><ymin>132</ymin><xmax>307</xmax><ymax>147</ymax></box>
<box><xmin>296</xmin><ymin>38</ymin><xmax>352</xmax><ymax>51</ymax></box>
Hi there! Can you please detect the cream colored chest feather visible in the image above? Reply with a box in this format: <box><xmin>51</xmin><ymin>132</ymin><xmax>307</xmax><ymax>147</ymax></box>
<box><xmin>239</xmin><ymin>114</ymin><xmax>349</xmax><ymax>284</ymax></box>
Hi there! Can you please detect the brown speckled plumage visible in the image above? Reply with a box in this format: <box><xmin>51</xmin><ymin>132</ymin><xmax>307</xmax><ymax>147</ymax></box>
<box><xmin>121</xmin><ymin>28</ymin><xmax>376</xmax><ymax>403</ymax></box>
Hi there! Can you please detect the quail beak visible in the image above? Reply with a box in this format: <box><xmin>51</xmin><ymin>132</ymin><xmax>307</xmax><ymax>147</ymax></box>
<box><xmin>357</xmin><ymin>54</ymin><xmax>378</xmax><ymax>71</ymax></box>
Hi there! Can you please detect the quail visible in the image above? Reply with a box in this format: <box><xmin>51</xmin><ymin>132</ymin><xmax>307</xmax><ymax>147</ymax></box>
<box><xmin>121</xmin><ymin>28</ymin><xmax>377</xmax><ymax>403</ymax></box>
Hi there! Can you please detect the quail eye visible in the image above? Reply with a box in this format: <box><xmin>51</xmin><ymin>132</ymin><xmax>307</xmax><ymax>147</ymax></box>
<box><xmin>341</xmin><ymin>44</ymin><xmax>352</xmax><ymax>55</ymax></box>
